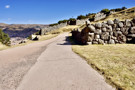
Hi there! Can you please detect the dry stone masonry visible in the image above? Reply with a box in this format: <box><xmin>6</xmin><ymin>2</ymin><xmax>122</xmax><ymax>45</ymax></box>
<box><xmin>71</xmin><ymin>18</ymin><xmax>135</xmax><ymax>45</ymax></box>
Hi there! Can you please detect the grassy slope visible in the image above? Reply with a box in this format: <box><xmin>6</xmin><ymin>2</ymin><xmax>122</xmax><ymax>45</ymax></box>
<box><xmin>93</xmin><ymin>7</ymin><xmax>135</xmax><ymax>23</ymax></box>
<box><xmin>72</xmin><ymin>44</ymin><xmax>135</xmax><ymax>90</ymax></box>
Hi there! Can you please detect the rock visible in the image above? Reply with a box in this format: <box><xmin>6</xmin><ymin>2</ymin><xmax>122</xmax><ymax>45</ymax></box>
<box><xmin>114</xmin><ymin>19</ymin><xmax>119</xmax><ymax>24</ymax></box>
<box><xmin>118</xmin><ymin>22</ymin><xmax>124</xmax><ymax>28</ymax></box>
<box><xmin>125</xmin><ymin>19</ymin><xmax>131</xmax><ymax>27</ymax></box>
<box><xmin>132</xmin><ymin>18</ymin><xmax>135</xmax><ymax>23</ymax></box>
<box><xmin>102</xmin><ymin>23</ymin><xmax>108</xmax><ymax>28</ymax></box>
<box><xmin>106</xmin><ymin>25</ymin><xmax>112</xmax><ymax>32</ymax></box>
<box><xmin>109</xmin><ymin>32</ymin><xmax>113</xmax><ymax>36</ymax></box>
<box><xmin>117</xmin><ymin>34</ymin><xmax>127</xmax><ymax>43</ymax></box>
<box><xmin>101</xmin><ymin>32</ymin><xmax>109</xmax><ymax>40</ymax></box>
<box><xmin>88</xmin><ymin>25</ymin><xmax>96</xmax><ymax>32</ymax></box>
<box><xmin>95</xmin><ymin>23</ymin><xmax>102</xmax><ymax>29</ymax></box>
<box><xmin>127</xmin><ymin>34</ymin><xmax>135</xmax><ymax>38</ymax></box>
<box><xmin>87</xmin><ymin>42</ymin><xmax>92</xmax><ymax>45</ymax></box>
<box><xmin>102</xmin><ymin>28</ymin><xmax>107</xmax><ymax>32</ymax></box>
<box><xmin>92</xmin><ymin>41</ymin><xmax>98</xmax><ymax>44</ymax></box>
<box><xmin>94</xmin><ymin>29</ymin><xmax>102</xmax><ymax>35</ymax></box>
<box><xmin>95</xmin><ymin>35</ymin><xmax>100</xmax><ymax>39</ymax></box>
<box><xmin>116</xmin><ymin>28</ymin><xmax>121</xmax><ymax>31</ymax></box>
<box><xmin>109</xmin><ymin>39</ymin><xmax>115</xmax><ymax>44</ymax></box>
<box><xmin>117</xmin><ymin>31</ymin><xmax>122</xmax><ymax>35</ymax></box>
<box><xmin>98</xmin><ymin>39</ymin><xmax>104</xmax><ymax>44</ymax></box>
<box><xmin>129</xmin><ymin>27</ymin><xmax>135</xmax><ymax>34</ymax></box>
<box><xmin>107</xmin><ymin>20</ymin><xmax>114</xmax><ymax>25</ymax></box>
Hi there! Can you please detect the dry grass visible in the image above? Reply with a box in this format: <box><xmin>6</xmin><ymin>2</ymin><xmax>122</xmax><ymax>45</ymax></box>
<box><xmin>92</xmin><ymin>7</ymin><xmax>135</xmax><ymax>24</ymax></box>
<box><xmin>72</xmin><ymin>44</ymin><xmax>135</xmax><ymax>90</ymax></box>
<box><xmin>0</xmin><ymin>43</ymin><xmax>9</xmax><ymax>50</ymax></box>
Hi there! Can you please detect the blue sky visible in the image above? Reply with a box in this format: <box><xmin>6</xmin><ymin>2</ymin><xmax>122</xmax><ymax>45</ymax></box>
<box><xmin>0</xmin><ymin>0</ymin><xmax>135</xmax><ymax>24</ymax></box>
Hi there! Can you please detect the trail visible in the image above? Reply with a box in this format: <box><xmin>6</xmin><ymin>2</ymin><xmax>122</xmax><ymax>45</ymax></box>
<box><xmin>17</xmin><ymin>33</ymin><xmax>114</xmax><ymax>90</ymax></box>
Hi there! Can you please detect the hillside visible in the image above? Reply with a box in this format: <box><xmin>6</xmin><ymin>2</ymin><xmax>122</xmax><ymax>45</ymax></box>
<box><xmin>94</xmin><ymin>7</ymin><xmax>135</xmax><ymax>23</ymax></box>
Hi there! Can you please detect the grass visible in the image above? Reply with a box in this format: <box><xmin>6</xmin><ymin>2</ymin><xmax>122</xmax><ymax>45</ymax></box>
<box><xmin>92</xmin><ymin>7</ymin><xmax>135</xmax><ymax>24</ymax></box>
<box><xmin>72</xmin><ymin>44</ymin><xmax>135</xmax><ymax>90</ymax></box>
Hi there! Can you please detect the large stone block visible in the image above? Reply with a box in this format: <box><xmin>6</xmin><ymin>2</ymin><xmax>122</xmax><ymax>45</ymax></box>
<box><xmin>118</xmin><ymin>22</ymin><xmax>124</xmax><ymax>28</ymax></box>
<box><xmin>109</xmin><ymin>39</ymin><xmax>115</xmax><ymax>44</ymax></box>
<box><xmin>114</xmin><ymin>19</ymin><xmax>119</xmax><ymax>24</ymax></box>
<box><xmin>95</xmin><ymin>23</ymin><xmax>102</xmax><ymax>29</ymax></box>
<box><xmin>129</xmin><ymin>27</ymin><xmax>135</xmax><ymax>34</ymax></box>
<box><xmin>102</xmin><ymin>27</ymin><xmax>107</xmax><ymax>32</ymax></box>
<box><xmin>95</xmin><ymin>35</ymin><xmax>100</xmax><ymax>39</ymax></box>
<box><xmin>125</xmin><ymin>19</ymin><xmax>132</xmax><ymax>27</ymax></box>
<box><xmin>101</xmin><ymin>32</ymin><xmax>110</xmax><ymax>40</ymax></box>
<box><xmin>94</xmin><ymin>29</ymin><xmax>102</xmax><ymax>35</ymax></box>
<box><xmin>88</xmin><ymin>25</ymin><xmax>96</xmax><ymax>32</ymax></box>
<box><xmin>107</xmin><ymin>20</ymin><xmax>114</xmax><ymax>25</ymax></box>
<box><xmin>106</xmin><ymin>25</ymin><xmax>112</xmax><ymax>32</ymax></box>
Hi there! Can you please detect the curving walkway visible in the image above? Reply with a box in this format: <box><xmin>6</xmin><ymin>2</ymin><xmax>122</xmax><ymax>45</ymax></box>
<box><xmin>17</xmin><ymin>33</ymin><xmax>114</xmax><ymax>90</ymax></box>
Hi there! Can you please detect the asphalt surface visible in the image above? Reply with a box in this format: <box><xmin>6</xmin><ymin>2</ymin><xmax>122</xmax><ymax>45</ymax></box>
<box><xmin>17</xmin><ymin>33</ymin><xmax>114</xmax><ymax>90</ymax></box>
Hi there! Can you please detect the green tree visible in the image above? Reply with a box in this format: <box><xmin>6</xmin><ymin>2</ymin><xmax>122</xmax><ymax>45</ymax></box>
<box><xmin>0</xmin><ymin>29</ymin><xmax>10</xmax><ymax>45</ymax></box>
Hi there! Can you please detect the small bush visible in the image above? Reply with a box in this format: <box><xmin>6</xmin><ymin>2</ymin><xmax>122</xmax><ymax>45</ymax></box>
<box><xmin>101</xmin><ymin>9</ymin><xmax>110</xmax><ymax>15</ymax></box>
<box><xmin>49</xmin><ymin>23</ymin><xmax>58</xmax><ymax>26</ymax></box>
<box><xmin>68</xmin><ymin>18</ymin><xmax>76</xmax><ymax>21</ymax></box>
<box><xmin>77</xmin><ymin>15</ymin><xmax>87</xmax><ymax>20</ymax></box>
<box><xmin>0</xmin><ymin>29</ymin><xmax>10</xmax><ymax>46</ymax></box>
<box><xmin>58</xmin><ymin>20</ymin><xmax>68</xmax><ymax>24</ymax></box>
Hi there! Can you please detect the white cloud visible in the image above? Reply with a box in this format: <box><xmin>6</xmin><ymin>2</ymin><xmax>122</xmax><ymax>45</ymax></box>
<box><xmin>5</xmin><ymin>5</ymin><xmax>10</xmax><ymax>9</ymax></box>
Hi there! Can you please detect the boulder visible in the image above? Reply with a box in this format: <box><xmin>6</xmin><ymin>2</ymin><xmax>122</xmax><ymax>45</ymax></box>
<box><xmin>92</xmin><ymin>41</ymin><xmax>98</xmax><ymax>44</ymax></box>
<box><xmin>116</xmin><ymin>28</ymin><xmax>121</xmax><ymax>31</ymax></box>
<box><xmin>132</xmin><ymin>18</ymin><xmax>135</xmax><ymax>24</ymax></box>
<box><xmin>94</xmin><ymin>29</ymin><xmax>102</xmax><ymax>35</ymax></box>
<box><xmin>127</xmin><ymin>34</ymin><xmax>135</xmax><ymax>38</ymax></box>
<box><xmin>101</xmin><ymin>32</ymin><xmax>109</xmax><ymax>40</ymax></box>
<box><xmin>109</xmin><ymin>39</ymin><xmax>115</xmax><ymax>44</ymax></box>
<box><xmin>129</xmin><ymin>27</ymin><xmax>135</xmax><ymax>34</ymax></box>
<box><xmin>102</xmin><ymin>27</ymin><xmax>107</xmax><ymax>32</ymax></box>
<box><xmin>118</xmin><ymin>22</ymin><xmax>124</xmax><ymax>28</ymax></box>
<box><xmin>95</xmin><ymin>35</ymin><xmax>100</xmax><ymax>39</ymax></box>
<box><xmin>107</xmin><ymin>20</ymin><xmax>114</xmax><ymax>25</ymax></box>
<box><xmin>88</xmin><ymin>25</ymin><xmax>96</xmax><ymax>32</ymax></box>
<box><xmin>95</xmin><ymin>23</ymin><xmax>102</xmax><ymax>29</ymax></box>
<box><xmin>114</xmin><ymin>19</ymin><xmax>119</xmax><ymax>24</ymax></box>
<box><xmin>125</xmin><ymin>19</ymin><xmax>131</xmax><ymax>27</ymax></box>
<box><xmin>98</xmin><ymin>39</ymin><xmax>104</xmax><ymax>44</ymax></box>
<box><xmin>106</xmin><ymin>25</ymin><xmax>112</xmax><ymax>32</ymax></box>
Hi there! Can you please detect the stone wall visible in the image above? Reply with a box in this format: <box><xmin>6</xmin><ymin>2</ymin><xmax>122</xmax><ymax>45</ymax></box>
<box><xmin>40</xmin><ymin>22</ymin><xmax>67</xmax><ymax>35</ymax></box>
<box><xmin>76</xmin><ymin>19</ymin><xmax>89</xmax><ymax>25</ymax></box>
<box><xmin>72</xmin><ymin>18</ymin><xmax>135</xmax><ymax>45</ymax></box>
<box><xmin>94</xmin><ymin>12</ymin><xmax>106</xmax><ymax>21</ymax></box>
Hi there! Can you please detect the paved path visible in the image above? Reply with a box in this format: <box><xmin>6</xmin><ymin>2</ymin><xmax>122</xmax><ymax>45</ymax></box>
<box><xmin>17</xmin><ymin>33</ymin><xmax>114</xmax><ymax>90</ymax></box>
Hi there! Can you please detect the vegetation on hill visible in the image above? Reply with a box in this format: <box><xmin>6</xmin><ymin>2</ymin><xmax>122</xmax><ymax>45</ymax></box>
<box><xmin>58</xmin><ymin>19</ymin><xmax>68</xmax><ymax>24</ymax></box>
<box><xmin>0</xmin><ymin>29</ymin><xmax>10</xmax><ymax>46</ymax></box>
<box><xmin>77</xmin><ymin>15</ymin><xmax>87</xmax><ymax>20</ymax></box>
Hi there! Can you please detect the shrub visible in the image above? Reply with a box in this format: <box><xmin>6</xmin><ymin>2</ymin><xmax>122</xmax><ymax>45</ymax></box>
<box><xmin>68</xmin><ymin>18</ymin><xmax>76</xmax><ymax>21</ymax></box>
<box><xmin>58</xmin><ymin>19</ymin><xmax>68</xmax><ymax>24</ymax></box>
<box><xmin>77</xmin><ymin>15</ymin><xmax>87</xmax><ymax>20</ymax></box>
<box><xmin>49</xmin><ymin>23</ymin><xmax>58</xmax><ymax>26</ymax></box>
<box><xmin>0</xmin><ymin>29</ymin><xmax>10</xmax><ymax>45</ymax></box>
<box><xmin>101</xmin><ymin>9</ymin><xmax>110</xmax><ymax>15</ymax></box>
